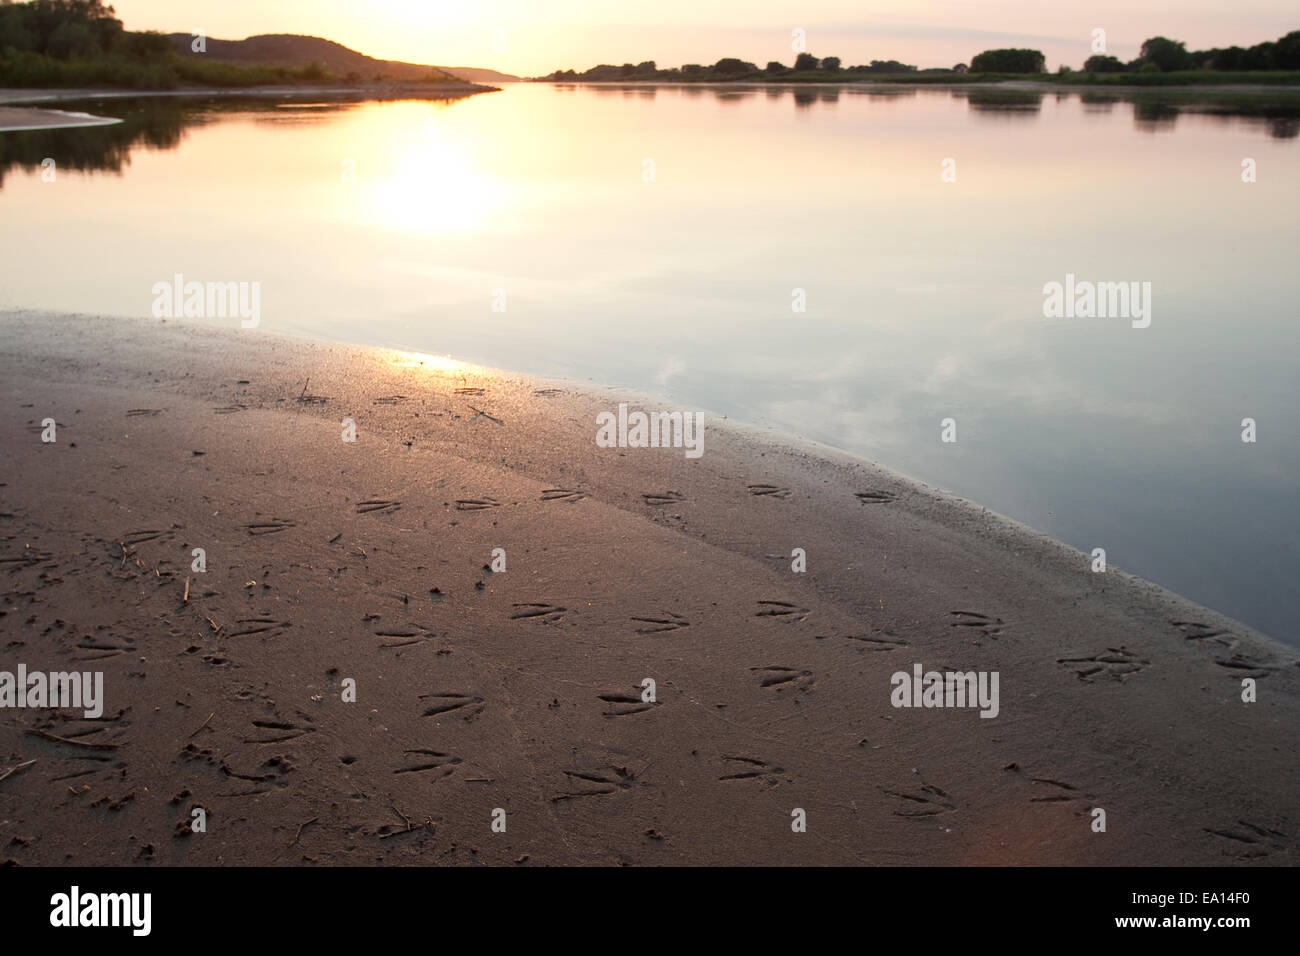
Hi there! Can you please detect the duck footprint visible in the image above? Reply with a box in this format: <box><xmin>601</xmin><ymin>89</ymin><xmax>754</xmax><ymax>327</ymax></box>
<box><xmin>511</xmin><ymin>603</ymin><xmax>566</xmax><ymax>624</ymax></box>
<box><xmin>1057</xmin><ymin>647</ymin><xmax>1150</xmax><ymax>683</ymax></box>
<box><xmin>882</xmin><ymin>783</ymin><xmax>955</xmax><ymax>817</ymax></box>
<box><xmin>755</xmin><ymin>600</ymin><xmax>810</xmax><ymax>622</ymax></box>
<box><xmin>751</xmin><ymin>666</ymin><xmax>814</xmax><ymax>691</ymax></box>
<box><xmin>748</xmin><ymin>484</ymin><xmax>791</xmax><ymax>499</ymax></box>
<box><xmin>631</xmin><ymin>612</ymin><xmax>689</xmax><ymax>634</ymax></box>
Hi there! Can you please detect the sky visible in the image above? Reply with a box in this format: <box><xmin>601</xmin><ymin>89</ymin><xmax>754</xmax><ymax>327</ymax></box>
<box><xmin>108</xmin><ymin>1</ymin><xmax>1299</xmax><ymax>76</ymax></box>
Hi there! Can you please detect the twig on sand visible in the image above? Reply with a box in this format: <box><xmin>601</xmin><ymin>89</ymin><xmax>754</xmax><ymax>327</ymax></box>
<box><xmin>204</xmin><ymin>616</ymin><xmax>220</xmax><ymax>633</ymax></box>
<box><xmin>26</xmin><ymin>729</ymin><xmax>119</xmax><ymax>750</ymax></box>
<box><xmin>183</xmin><ymin>577</ymin><xmax>191</xmax><ymax>603</ymax></box>
<box><xmin>290</xmin><ymin>817</ymin><xmax>318</xmax><ymax>847</ymax></box>
<box><xmin>299</xmin><ymin>378</ymin><xmax>310</xmax><ymax>400</ymax></box>
<box><xmin>0</xmin><ymin>759</ymin><xmax>36</xmax><ymax>785</ymax></box>
<box><xmin>188</xmin><ymin>713</ymin><xmax>214</xmax><ymax>739</ymax></box>
<box><xmin>390</xmin><ymin>803</ymin><xmax>411</xmax><ymax>828</ymax></box>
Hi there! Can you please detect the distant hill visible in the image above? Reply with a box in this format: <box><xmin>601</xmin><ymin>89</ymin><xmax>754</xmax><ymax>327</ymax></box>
<box><xmin>436</xmin><ymin>66</ymin><xmax>522</xmax><ymax>84</ymax></box>
<box><xmin>167</xmin><ymin>34</ymin><xmax>519</xmax><ymax>85</ymax></box>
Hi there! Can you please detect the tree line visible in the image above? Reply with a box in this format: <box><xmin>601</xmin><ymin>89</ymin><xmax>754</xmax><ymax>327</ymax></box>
<box><xmin>545</xmin><ymin>54</ymin><xmax>923</xmax><ymax>82</ymax></box>
<box><xmin>547</xmin><ymin>28</ymin><xmax>1300</xmax><ymax>80</ymax></box>
<box><xmin>0</xmin><ymin>0</ymin><xmax>336</xmax><ymax>87</ymax></box>
<box><xmin>1081</xmin><ymin>32</ymin><xmax>1300</xmax><ymax>73</ymax></box>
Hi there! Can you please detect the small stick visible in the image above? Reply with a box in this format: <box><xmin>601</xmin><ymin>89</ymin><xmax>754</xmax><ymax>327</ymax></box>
<box><xmin>204</xmin><ymin>616</ymin><xmax>220</xmax><ymax>632</ymax></box>
<box><xmin>183</xmin><ymin>577</ymin><xmax>191</xmax><ymax>603</ymax></box>
<box><xmin>290</xmin><ymin>817</ymin><xmax>318</xmax><ymax>846</ymax></box>
<box><xmin>188</xmin><ymin>713</ymin><xmax>213</xmax><ymax>739</ymax></box>
<box><xmin>299</xmin><ymin>378</ymin><xmax>310</xmax><ymax>399</ymax></box>
<box><xmin>390</xmin><ymin>803</ymin><xmax>411</xmax><ymax>828</ymax></box>
<box><xmin>26</xmin><ymin>729</ymin><xmax>119</xmax><ymax>750</ymax></box>
<box><xmin>0</xmin><ymin>759</ymin><xmax>36</xmax><ymax>784</ymax></box>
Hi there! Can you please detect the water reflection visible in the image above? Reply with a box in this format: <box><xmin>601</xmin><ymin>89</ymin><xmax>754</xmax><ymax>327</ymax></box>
<box><xmin>543</xmin><ymin>83</ymin><xmax>1300</xmax><ymax>138</ymax></box>
<box><xmin>0</xmin><ymin>94</ymin><xmax>478</xmax><ymax>187</ymax></box>
<box><xmin>1133</xmin><ymin>100</ymin><xmax>1181</xmax><ymax>132</ymax></box>
<box><xmin>956</xmin><ymin>88</ymin><xmax>1044</xmax><ymax>116</ymax></box>
<box><xmin>0</xmin><ymin>99</ymin><xmax>186</xmax><ymax>185</ymax></box>
<box><xmin>7</xmin><ymin>85</ymin><xmax>1298</xmax><ymax>190</ymax></box>
<box><xmin>1080</xmin><ymin>92</ymin><xmax>1121</xmax><ymax>112</ymax></box>
<box><xmin>1123</xmin><ymin>91</ymin><xmax>1300</xmax><ymax>139</ymax></box>
<box><xmin>2</xmin><ymin>84</ymin><xmax>1297</xmax><ymax>639</ymax></box>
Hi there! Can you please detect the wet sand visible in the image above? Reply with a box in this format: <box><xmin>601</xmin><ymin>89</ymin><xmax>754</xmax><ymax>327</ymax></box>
<box><xmin>0</xmin><ymin>310</ymin><xmax>1295</xmax><ymax>865</ymax></box>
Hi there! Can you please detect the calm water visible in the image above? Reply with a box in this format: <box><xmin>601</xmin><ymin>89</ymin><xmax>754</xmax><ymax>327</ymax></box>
<box><xmin>2</xmin><ymin>83</ymin><xmax>1298</xmax><ymax>641</ymax></box>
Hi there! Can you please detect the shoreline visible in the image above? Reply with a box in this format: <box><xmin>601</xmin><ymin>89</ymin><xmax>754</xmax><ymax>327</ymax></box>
<box><xmin>3</xmin><ymin>307</ymin><xmax>1293</xmax><ymax>653</ymax></box>
<box><xmin>537</xmin><ymin>78</ymin><xmax>1300</xmax><ymax>95</ymax></box>
<box><xmin>0</xmin><ymin>105</ymin><xmax>125</xmax><ymax>132</ymax></box>
<box><xmin>0</xmin><ymin>83</ymin><xmax>499</xmax><ymax>131</ymax></box>
<box><xmin>11</xmin><ymin>308</ymin><xmax>1282</xmax><ymax>644</ymax></box>
<box><xmin>0</xmin><ymin>83</ymin><xmax>497</xmax><ymax>108</ymax></box>
<box><xmin>0</xmin><ymin>310</ymin><xmax>1295</xmax><ymax>865</ymax></box>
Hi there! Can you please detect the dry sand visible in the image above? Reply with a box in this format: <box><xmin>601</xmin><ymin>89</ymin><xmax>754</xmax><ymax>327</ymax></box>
<box><xmin>0</xmin><ymin>310</ymin><xmax>1295</xmax><ymax>866</ymax></box>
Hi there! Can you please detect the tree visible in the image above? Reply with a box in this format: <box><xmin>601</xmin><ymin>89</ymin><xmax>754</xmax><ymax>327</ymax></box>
<box><xmin>1241</xmin><ymin>41</ymin><xmax>1276</xmax><ymax>70</ymax></box>
<box><xmin>29</xmin><ymin>0</ymin><xmax>121</xmax><ymax>53</ymax></box>
<box><xmin>1276</xmin><ymin>30</ymin><xmax>1300</xmax><ymax>69</ymax></box>
<box><xmin>1083</xmin><ymin>54</ymin><xmax>1125</xmax><ymax>73</ymax></box>
<box><xmin>969</xmin><ymin>48</ymin><xmax>1045</xmax><ymax>73</ymax></box>
<box><xmin>821</xmin><ymin>56</ymin><xmax>841</xmax><ymax>71</ymax></box>
<box><xmin>764</xmin><ymin>60</ymin><xmax>784</xmax><ymax>73</ymax></box>
<box><xmin>45</xmin><ymin>20</ymin><xmax>97</xmax><ymax>59</ymax></box>
<box><xmin>952</xmin><ymin>63</ymin><xmax>968</xmax><ymax>73</ymax></box>
<box><xmin>1139</xmin><ymin>36</ymin><xmax>1190</xmax><ymax>72</ymax></box>
<box><xmin>635</xmin><ymin>60</ymin><xmax>656</xmax><ymax>75</ymax></box>
<box><xmin>866</xmin><ymin>59</ymin><xmax>917</xmax><ymax>73</ymax></box>
<box><xmin>794</xmin><ymin>52</ymin><xmax>818</xmax><ymax>70</ymax></box>
<box><xmin>116</xmin><ymin>29</ymin><xmax>170</xmax><ymax>59</ymax></box>
<box><xmin>712</xmin><ymin>57</ymin><xmax>753</xmax><ymax>75</ymax></box>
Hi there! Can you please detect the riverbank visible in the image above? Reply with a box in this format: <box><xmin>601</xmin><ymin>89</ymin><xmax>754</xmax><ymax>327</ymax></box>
<box><xmin>0</xmin><ymin>310</ymin><xmax>1295</xmax><ymax>865</ymax></box>
<box><xmin>0</xmin><ymin>105</ymin><xmax>124</xmax><ymax>131</ymax></box>
<box><xmin>0</xmin><ymin>82</ymin><xmax>497</xmax><ymax>108</ymax></box>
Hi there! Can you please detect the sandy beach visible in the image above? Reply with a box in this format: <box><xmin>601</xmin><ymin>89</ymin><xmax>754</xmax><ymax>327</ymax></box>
<box><xmin>0</xmin><ymin>310</ymin><xmax>1295</xmax><ymax>866</ymax></box>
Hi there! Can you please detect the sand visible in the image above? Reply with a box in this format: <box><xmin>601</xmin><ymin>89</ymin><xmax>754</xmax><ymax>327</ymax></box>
<box><xmin>0</xmin><ymin>106</ymin><xmax>123</xmax><ymax>132</ymax></box>
<box><xmin>0</xmin><ymin>310</ymin><xmax>1295</xmax><ymax>866</ymax></box>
